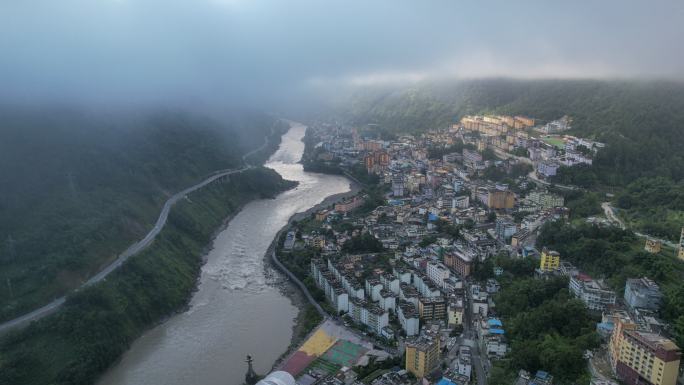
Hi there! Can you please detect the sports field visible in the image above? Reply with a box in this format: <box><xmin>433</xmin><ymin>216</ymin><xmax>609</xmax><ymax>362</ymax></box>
<box><xmin>542</xmin><ymin>136</ymin><xmax>565</xmax><ymax>149</ymax></box>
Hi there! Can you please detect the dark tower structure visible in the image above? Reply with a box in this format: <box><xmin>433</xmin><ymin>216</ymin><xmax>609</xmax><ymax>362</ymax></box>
<box><xmin>245</xmin><ymin>355</ymin><xmax>258</xmax><ymax>385</ymax></box>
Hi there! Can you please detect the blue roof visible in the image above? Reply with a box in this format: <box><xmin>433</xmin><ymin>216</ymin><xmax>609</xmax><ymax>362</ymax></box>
<box><xmin>488</xmin><ymin>318</ymin><xmax>503</xmax><ymax>327</ymax></box>
<box><xmin>428</xmin><ymin>213</ymin><xmax>439</xmax><ymax>221</ymax></box>
<box><xmin>536</xmin><ymin>371</ymin><xmax>550</xmax><ymax>379</ymax></box>
<box><xmin>597</xmin><ymin>322</ymin><xmax>614</xmax><ymax>330</ymax></box>
<box><xmin>490</xmin><ymin>328</ymin><xmax>505</xmax><ymax>334</ymax></box>
<box><xmin>437</xmin><ymin>379</ymin><xmax>457</xmax><ymax>385</ymax></box>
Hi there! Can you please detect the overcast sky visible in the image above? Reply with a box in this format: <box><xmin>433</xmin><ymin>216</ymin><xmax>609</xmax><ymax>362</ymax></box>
<box><xmin>1</xmin><ymin>0</ymin><xmax>683</xmax><ymax>108</ymax></box>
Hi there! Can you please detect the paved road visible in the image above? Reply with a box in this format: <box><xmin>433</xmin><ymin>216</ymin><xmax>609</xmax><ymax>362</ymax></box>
<box><xmin>463</xmin><ymin>282</ymin><xmax>488</xmax><ymax>385</ymax></box>
<box><xmin>0</xmin><ymin>125</ymin><xmax>276</xmax><ymax>334</ymax></box>
<box><xmin>601</xmin><ymin>202</ymin><xmax>677</xmax><ymax>248</ymax></box>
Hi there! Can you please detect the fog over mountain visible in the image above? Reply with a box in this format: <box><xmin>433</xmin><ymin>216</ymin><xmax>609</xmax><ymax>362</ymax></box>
<box><xmin>1</xmin><ymin>0</ymin><xmax>683</xmax><ymax>110</ymax></box>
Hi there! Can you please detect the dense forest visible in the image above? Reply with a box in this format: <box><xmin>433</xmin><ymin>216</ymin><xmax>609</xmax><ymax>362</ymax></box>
<box><xmin>472</xmin><ymin>255</ymin><xmax>599</xmax><ymax>385</ymax></box>
<box><xmin>0</xmin><ymin>167</ymin><xmax>295</xmax><ymax>385</ymax></box>
<box><xmin>0</xmin><ymin>107</ymin><xmax>287</xmax><ymax>322</ymax></box>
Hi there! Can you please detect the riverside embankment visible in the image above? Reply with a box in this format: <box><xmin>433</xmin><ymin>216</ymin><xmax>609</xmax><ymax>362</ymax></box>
<box><xmin>97</xmin><ymin>122</ymin><xmax>352</xmax><ymax>385</ymax></box>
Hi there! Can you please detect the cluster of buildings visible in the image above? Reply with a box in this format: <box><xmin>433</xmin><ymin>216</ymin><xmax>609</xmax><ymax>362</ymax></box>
<box><xmin>452</xmin><ymin>114</ymin><xmax>603</xmax><ymax>179</ymax></box>
<box><xmin>602</xmin><ymin>278</ymin><xmax>681</xmax><ymax>385</ymax></box>
<box><xmin>291</xmin><ymin>119</ymin><xmax>683</xmax><ymax>385</ymax></box>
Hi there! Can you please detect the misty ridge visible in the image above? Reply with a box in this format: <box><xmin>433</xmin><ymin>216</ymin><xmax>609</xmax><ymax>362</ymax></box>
<box><xmin>1</xmin><ymin>1</ymin><xmax>684</xmax><ymax>385</ymax></box>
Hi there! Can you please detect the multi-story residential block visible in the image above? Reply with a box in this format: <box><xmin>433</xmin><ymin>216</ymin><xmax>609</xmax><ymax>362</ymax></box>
<box><xmin>447</xmin><ymin>296</ymin><xmax>465</xmax><ymax>327</ymax></box>
<box><xmin>569</xmin><ymin>274</ymin><xmax>617</xmax><ymax>311</ymax></box>
<box><xmin>615</xmin><ymin>330</ymin><xmax>681</xmax><ymax>385</ymax></box>
<box><xmin>405</xmin><ymin>332</ymin><xmax>441</xmax><ymax>378</ymax></box>
<box><xmin>334</xmin><ymin>195</ymin><xmax>365</xmax><ymax>214</ymax></box>
<box><xmin>537</xmin><ymin>161</ymin><xmax>560</xmax><ymax>178</ymax></box>
<box><xmin>397</xmin><ymin>301</ymin><xmax>420</xmax><ymax>336</ymax></box>
<box><xmin>444</xmin><ymin>250</ymin><xmax>472</xmax><ymax>277</ymax></box>
<box><xmin>624</xmin><ymin>277</ymin><xmax>663</xmax><ymax>312</ymax></box>
<box><xmin>539</xmin><ymin>249</ymin><xmax>561</xmax><ymax>272</ymax></box>
<box><xmin>348</xmin><ymin>298</ymin><xmax>389</xmax><ymax>335</ymax></box>
<box><xmin>527</xmin><ymin>190</ymin><xmax>564</xmax><ymax>209</ymax></box>
<box><xmin>365</xmin><ymin>277</ymin><xmax>383</xmax><ymax>302</ymax></box>
<box><xmin>418</xmin><ymin>296</ymin><xmax>446</xmax><ymax>321</ymax></box>
<box><xmin>495</xmin><ymin>219</ymin><xmax>517</xmax><ymax>241</ymax></box>
<box><xmin>426</xmin><ymin>261</ymin><xmax>452</xmax><ymax>290</ymax></box>
<box><xmin>378</xmin><ymin>290</ymin><xmax>396</xmax><ymax>313</ymax></box>
<box><xmin>457</xmin><ymin>346</ymin><xmax>472</xmax><ymax>379</ymax></box>
<box><xmin>379</xmin><ymin>273</ymin><xmax>400</xmax><ymax>295</ymax></box>
<box><xmin>485</xmin><ymin>189</ymin><xmax>515</xmax><ymax>209</ymax></box>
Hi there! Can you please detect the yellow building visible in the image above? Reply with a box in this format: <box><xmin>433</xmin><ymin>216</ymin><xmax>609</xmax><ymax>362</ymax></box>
<box><xmin>615</xmin><ymin>330</ymin><xmax>681</xmax><ymax>385</ymax></box>
<box><xmin>609</xmin><ymin>312</ymin><xmax>638</xmax><ymax>370</ymax></box>
<box><xmin>539</xmin><ymin>249</ymin><xmax>561</xmax><ymax>272</ymax></box>
<box><xmin>487</xmin><ymin>190</ymin><xmax>515</xmax><ymax>209</ymax></box>
<box><xmin>405</xmin><ymin>334</ymin><xmax>441</xmax><ymax>378</ymax></box>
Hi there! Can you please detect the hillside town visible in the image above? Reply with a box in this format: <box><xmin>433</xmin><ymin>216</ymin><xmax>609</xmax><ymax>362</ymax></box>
<box><xmin>267</xmin><ymin>115</ymin><xmax>683</xmax><ymax>385</ymax></box>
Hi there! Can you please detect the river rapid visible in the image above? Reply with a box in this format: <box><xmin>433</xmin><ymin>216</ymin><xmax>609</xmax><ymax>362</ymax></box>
<box><xmin>97</xmin><ymin>122</ymin><xmax>350</xmax><ymax>385</ymax></box>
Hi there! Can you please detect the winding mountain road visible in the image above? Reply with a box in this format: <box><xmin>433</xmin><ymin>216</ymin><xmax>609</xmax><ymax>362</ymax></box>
<box><xmin>0</xmin><ymin>125</ymin><xmax>277</xmax><ymax>334</ymax></box>
<box><xmin>601</xmin><ymin>202</ymin><xmax>677</xmax><ymax>248</ymax></box>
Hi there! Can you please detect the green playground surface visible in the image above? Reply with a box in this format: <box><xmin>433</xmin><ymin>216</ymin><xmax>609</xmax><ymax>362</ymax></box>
<box><xmin>542</xmin><ymin>136</ymin><xmax>565</xmax><ymax>149</ymax></box>
<box><xmin>321</xmin><ymin>340</ymin><xmax>368</xmax><ymax>367</ymax></box>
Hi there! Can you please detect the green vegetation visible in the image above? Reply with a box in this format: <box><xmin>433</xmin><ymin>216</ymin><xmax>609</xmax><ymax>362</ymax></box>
<box><xmin>536</xmin><ymin>221</ymin><xmax>684</xmax><ymax>348</ymax></box>
<box><xmin>0</xmin><ymin>108</ymin><xmax>285</xmax><ymax>322</ymax></box>
<box><xmin>541</xmin><ymin>136</ymin><xmax>565</xmax><ymax>149</ymax></box>
<box><xmin>614</xmin><ymin>177</ymin><xmax>684</xmax><ymax>241</ymax></box>
<box><xmin>474</xmin><ymin>256</ymin><xmax>599</xmax><ymax>385</ymax></box>
<box><xmin>557</xmin><ymin>190</ymin><xmax>602</xmax><ymax>219</ymax></box>
<box><xmin>342</xmin><ymin>233</ymin><xmax>384</xmax><ymax>253</ymax></box>
<box><xmin>490</xmin><ymin>278</ymin><xmax>600</xmax><ymax>385</ymax></box>
<box><xmin>479</xmin><ymin>163</ymin><xmax>532</xmax><ymax>183</ymax></box>
<box><xmin>0</xmin><ymin>167</ymin><xmax>294</xmax><ymax>385</ymax></box>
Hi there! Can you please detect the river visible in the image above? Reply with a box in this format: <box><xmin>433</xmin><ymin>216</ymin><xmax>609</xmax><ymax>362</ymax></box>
<box><xmin>97</xmin><ymin>122</ymin><xmax>350</xmax><ymax>385</ymax></box>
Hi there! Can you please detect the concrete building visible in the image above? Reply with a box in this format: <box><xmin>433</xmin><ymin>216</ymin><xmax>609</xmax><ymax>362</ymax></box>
<box><xmin>405</xmin><ymin>332</ymin><xmax>441</xmax><ymax>378</ymax></box>
<box><xmin>348</xmin><ymin>298</ymin><xmax>389</xmax><ymax>335</ymax></box>
<box><xmin>444</xmin><ymin>251</ymin><xmax>472</xmax><ymax>277</ymax></box>
<box><xmin>569</xmin><ymin>274</ymin><xmax>617</xmax><ymax>311</ymax></box>
<box><xmin>527</xmin><ymin>190</ymin><xmax>564</xmax><ymax>209</ymax></box>
<box><xmin>495</xmin><ymin>219</ymin><xmax>517</xmax><ymax>241</ymax></box>
<box><xmin>365</xmin><ymin>278</ymin><xmax>383</xmax><ymax>302</ymax></box>
<box><xmin>615</xmin><ymin>330</ymin><xmax>681</xmax><ymax>385</ymax></box>
<box><xmin>624</xmin><ymin>277</ymin><xmax>663</xmax><ymax>312</ymax></box>
<box><xmin>537</xmin><ymin>161</ymin><xmax>560</xmax><ymax>178</ymax></box>
<box><xmin>397</xmin><ymin>302</ymin><xmax>420</xmax><ymax>336</ymax></box>
<box><xmin>426</xmin><ymin>261</ymin><xmax>452</xmax><ymax>290</ymax></box>
<box><xmin>539</xmin><ymin>249</ymin><xmax>561</xmax><ymax>272</ymax></box>
<box><xmin>485</xmin><ymin>189</ymin><xmax>515</xmax><ymax>209</ymax></box>
<box><xmin>447</xmin><ymin>296</ymin><xmax>465</xmax><ymax>327</ymax></box>
<box><xmin>418</xmin><ymin>296</ymin><xmax>446</xmax><ymax>321</ymax></box>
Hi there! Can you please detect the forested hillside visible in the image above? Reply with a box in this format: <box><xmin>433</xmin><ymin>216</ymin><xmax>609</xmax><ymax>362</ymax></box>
<box><xmin>0</xmin><ymin>108</ymin><xmax>286</xmax><ymax>322</ymax></box>
<box><xmin>0</xmin><ymin>167</ymin><xmax>295</xmax><ymax>385</ymax></box>
<box><xmin>341</xmin><ymin>79</ymin><xmax>684</xmax><ymax>186</ymax></box>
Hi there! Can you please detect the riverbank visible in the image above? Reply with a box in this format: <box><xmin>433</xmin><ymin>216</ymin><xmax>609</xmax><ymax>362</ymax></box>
<box><xmin>0</xmin><ymin>168</ymin><xmax>295</xmax><ymax>385</ymax></box>
<box><xmin>263</xmin><ymin>177</ymin><xmax>362</xmax><ymax>372</ymax></box>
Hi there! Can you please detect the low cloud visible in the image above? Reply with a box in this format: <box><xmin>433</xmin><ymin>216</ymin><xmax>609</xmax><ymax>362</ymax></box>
<box><xmin>1</xmin><ymin>0</ymin><xmax>682</xmax><ymax>109</ymax></box>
